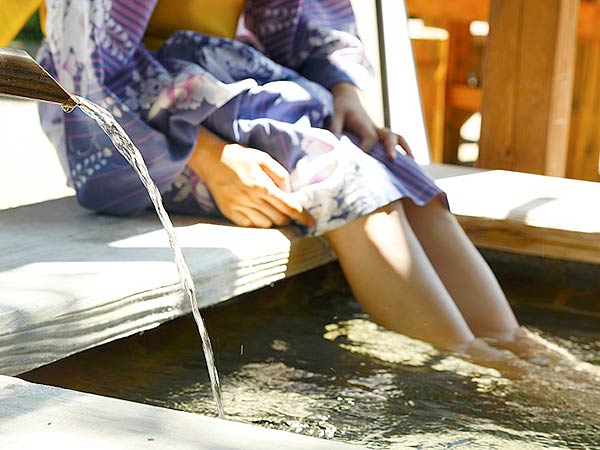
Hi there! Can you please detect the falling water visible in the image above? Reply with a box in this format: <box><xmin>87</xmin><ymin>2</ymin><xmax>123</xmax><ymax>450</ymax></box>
<box><xmin>75</xmin><ymin>96</ymin><xmax>224</xmax><ymax>418</ymax></box>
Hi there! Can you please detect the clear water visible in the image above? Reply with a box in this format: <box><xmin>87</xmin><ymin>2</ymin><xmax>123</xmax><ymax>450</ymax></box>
<box><xmin>76</xmin><ymin>97</ymin><xmax>224</xmax><ymax>417</ymax></box>
<box><xmin>22</xmin><ymin>264</ymin><xmax>600</xmax><ymax>449</ymax></box>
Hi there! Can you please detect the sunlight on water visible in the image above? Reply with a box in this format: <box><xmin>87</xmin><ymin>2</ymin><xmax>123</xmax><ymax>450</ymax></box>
<box><xmin>76</xmin><ymin>97</ymin><xmax>224</xmax><ymax>417</ymax></box>
<box><xmin>22</xmin><ymin>265</ymin><xmax>600</xmax><ymax>449</ymax></box>
<box><xmin>323</xmin><ymin>318</ymin><xmax>510</xmax><ymax>395</ymax></box>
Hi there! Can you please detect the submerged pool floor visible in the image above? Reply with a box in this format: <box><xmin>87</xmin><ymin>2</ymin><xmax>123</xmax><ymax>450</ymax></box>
<box><xmin>21</xmin><ymin>264</ymin><xmax>600</xmax><ymax>449</ymax></box>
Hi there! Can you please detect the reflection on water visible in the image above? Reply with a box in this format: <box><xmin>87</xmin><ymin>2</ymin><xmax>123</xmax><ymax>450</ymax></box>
<box><xmin>21</xmin><ymin>264</ymin><xmax>600</xmax><ymax>449</ymax></box>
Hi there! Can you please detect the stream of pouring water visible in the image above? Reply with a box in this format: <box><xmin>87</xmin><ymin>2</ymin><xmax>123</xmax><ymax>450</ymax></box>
<box><xmin>75</xmin><ymin>96</ymin><xmax>224</xmax><ymax>418</ymax></box>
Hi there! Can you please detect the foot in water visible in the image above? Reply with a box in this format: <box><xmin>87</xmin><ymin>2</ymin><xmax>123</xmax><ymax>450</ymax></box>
<box><xmin>450</xmin><ymin>326</ymin><xmax>599</xmax><ymax>384</ymax></box>
<box><xmin>493</xmin><ymin>326</ymin><xmax>600</xmax><ymax>380</ymax></box>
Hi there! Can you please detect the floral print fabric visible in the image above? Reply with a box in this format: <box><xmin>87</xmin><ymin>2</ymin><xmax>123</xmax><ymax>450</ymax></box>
<box><xmin>39</xmin><ymin>0</ymin><xmax>444</xmax><ymax>235</ymax></box>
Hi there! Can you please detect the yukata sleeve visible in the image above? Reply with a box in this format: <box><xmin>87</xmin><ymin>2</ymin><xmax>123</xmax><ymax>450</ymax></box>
<box><xmin>242</xmin><ymin>0</ymin><xmax>372</xmax><ymax>91</ymax></box>
<box><xmin>40</xmin><ymin>0</ymin><xmax>246</xmax><ymax>216</ymax></box>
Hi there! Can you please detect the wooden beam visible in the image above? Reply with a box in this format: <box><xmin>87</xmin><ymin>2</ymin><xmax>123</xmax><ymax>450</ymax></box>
<box><xmin>406</xmin><ymin>0</ymin><xmax>489</xmax><ymax>23</ymax></box>
<box><xmin>443</xmin><ymin>22</ymin><xmax>473</xmax><ymax>164</ymax></box>
<box><xmin>447</xmin><ymin>84</ymin><xmax>481</xmax><ymax>112</ymax></box>
<box><xmin>478</xmin><ymin>0</ymin><xmax>580</xmax><ymax>176</ymax></box>
<box><xmin>578</xmin><ymin>1</ymin><xmax>600</xmax><ymax>41</ymax></box>
<box><xmin>406</xmin><ymin>0</ymin><xmax>600</xmax><ymax>42</ymax></box>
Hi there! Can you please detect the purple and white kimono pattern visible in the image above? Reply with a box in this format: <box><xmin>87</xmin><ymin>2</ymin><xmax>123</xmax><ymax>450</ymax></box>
<box><xmin>39</xmin><ymin>0</ymin><xmax>444</xmax><ymax>235</ymax></box>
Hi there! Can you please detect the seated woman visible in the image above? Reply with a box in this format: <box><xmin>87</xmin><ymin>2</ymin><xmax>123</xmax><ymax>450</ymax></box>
<box><xmin>39</xmin><ymin>0</ymin><xmax>522</xmax><ymax>355</ymax></box>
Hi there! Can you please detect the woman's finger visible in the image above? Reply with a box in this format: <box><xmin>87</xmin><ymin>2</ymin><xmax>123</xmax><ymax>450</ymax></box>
<box><xmin>356</xmin><ymin>124</ymin><xmax>378</xmax><ymax>152</ymax></box>
<box><xmin>238</xmin><ymin>207</ymin><xmax>274</xmax><ymax>229</ymax></box>
<box><xmin>377</xmin><ymin>128</ymin><xmax>398</xmax><ymax>161</ymax></box>
<box><xmin>257</xmin><ymin>200</ymin><xmax>291</xmax><ymax>226</ymax></box>
<box><xmin>262</xmin><ymin>189</ymin><xmax>315</xmax><ymax>227</ymax></box>
<box><xmin>226</xmin><ymin>209</ymin><xmax>253</xmax><ymax>228</ymax></box>
<box><xmin>258</xmin><ymin>154</ymin><xmax>291</xmax><ymax>192</ymax></box>
<box><xmin>397</xmin><ymin>134</ymin><xmax>414</xmax><ymax>159</ymax></box>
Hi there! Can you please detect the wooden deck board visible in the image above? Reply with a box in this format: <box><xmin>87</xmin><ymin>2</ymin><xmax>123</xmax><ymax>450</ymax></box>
<box><xmin>0</xmin><ymin>375</ymin><xmax>357</xmax><ymax>449</ymax></box>
<box><xmin>426</xmin><ymin>164</ymin><xmax>600</xmax><ymax>263</ymax></box>
<box><xmin>0</xmin><ymin>198</ymin><xmax>334</xmax><ymax>376</ymax></box>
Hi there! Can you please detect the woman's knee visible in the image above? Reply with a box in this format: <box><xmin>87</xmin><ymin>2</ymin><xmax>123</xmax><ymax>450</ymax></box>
<box><xmin>401</xmin><ymin>196</ymin><xmax>457</xmax><ymax>228</ymax></box>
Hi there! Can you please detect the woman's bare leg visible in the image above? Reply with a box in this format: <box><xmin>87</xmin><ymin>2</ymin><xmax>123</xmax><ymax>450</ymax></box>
<box><xmin>324</xmin><ymin>202</ymin><xmax>475</xmax><ymax>350</ymax></box>
<box><xmin>399</xmin><ymin>198</ymin><xmax>600</xmax><ymax>380</ymax></box>
<box><xmin>400</xmin><ymin>198</ymin><xmax>520</xmax><ymax>341</ymax></box>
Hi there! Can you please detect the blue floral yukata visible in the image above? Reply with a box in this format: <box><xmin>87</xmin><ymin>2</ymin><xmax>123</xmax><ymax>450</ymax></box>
<box><xmin>39</xmin><ymin>0</ymin><xmax>445</xmax><ymax>235</ymax></box>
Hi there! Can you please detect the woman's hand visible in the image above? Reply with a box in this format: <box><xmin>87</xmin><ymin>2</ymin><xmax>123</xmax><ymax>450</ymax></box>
<box><xmin>328</xmin><ymin>82</ymin><xmax>414</xmax><ymax>160</ymax></box>
<box><xmin>189</xmin><ymin>128</ymin><xmax>314</xmax><ymax>229</ymax></box>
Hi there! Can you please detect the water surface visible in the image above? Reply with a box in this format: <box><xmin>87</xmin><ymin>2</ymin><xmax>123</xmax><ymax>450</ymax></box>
<box><xmin>22</xmin><ymin>264</ymin><xmax>600</xmax><ymax>449</ymax></box>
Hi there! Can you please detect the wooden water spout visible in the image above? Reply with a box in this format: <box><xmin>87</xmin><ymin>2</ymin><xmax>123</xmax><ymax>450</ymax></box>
<box><xmin>0</xmin><ymin>47</ymin><xmax>77</xmax><ymax>112</ymax></box>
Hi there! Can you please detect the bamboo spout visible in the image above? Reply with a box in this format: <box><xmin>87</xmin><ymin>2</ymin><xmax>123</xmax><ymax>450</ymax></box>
<box><xmin>0</xmin><ymin>48</ymin><xmax>77</xmax><ymax>112</ymax></box>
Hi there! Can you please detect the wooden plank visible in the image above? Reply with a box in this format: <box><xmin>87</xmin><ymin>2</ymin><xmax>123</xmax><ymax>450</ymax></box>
<box><xmin>478</xmin><ymin>0</ymin><xmax>579</xmax><ymax>176</ymax></box>
<box><xmin>578</xmin><ymin>1</ymin><xmax>600</xmax><ymax>41</ymax></box>
<box><xmin>426</xmin><ymin>164</ymin><xmax>600</xmax><ymax>264</ymax></box>
<box><xmin>0</xmin><ymin>375</ymin><xmax>357</xmax><ymax>449</ymax></box>
<box><xmin>446</xmin><ymin>84</ymin><xmax>481</xmax><ymax>112</ymax></box>
<box><xmin>0</xmin><ymin>198</ymin><xmax>334</xmax><ymax>376</ymax></box>
<box><xmin>405</xmin><ymin>0</ymin><xmax>490</xmax><ymax>23</ymax></box>
<box><xmin>567</xmin><ymin>38</ymin><xmax>600</xmax><ymax>181</ymax></box>
<box><xmin>459</xmin><ymin>216</ymin><xmax>600</xmax><ymax>264</ymax></box>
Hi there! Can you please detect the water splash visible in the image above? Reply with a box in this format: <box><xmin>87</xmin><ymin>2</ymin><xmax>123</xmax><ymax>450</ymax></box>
<box><xmin>75</xmin><ymin>96</ymin><xmax>224</xmax><ymax>417</ymax></box>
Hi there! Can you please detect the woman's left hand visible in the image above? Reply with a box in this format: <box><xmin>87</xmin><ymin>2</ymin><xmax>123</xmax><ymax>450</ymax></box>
<box><xmin>328</xmin><ymin>82</ymin><xmax>414</xmax><ymax>160</ymax></box>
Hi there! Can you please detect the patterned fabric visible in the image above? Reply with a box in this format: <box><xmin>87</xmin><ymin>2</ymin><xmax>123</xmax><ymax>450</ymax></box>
<box><xmin>39</xmin><ymin>0</ymin><xmax>444</xmax><ymax>236</ymax></box>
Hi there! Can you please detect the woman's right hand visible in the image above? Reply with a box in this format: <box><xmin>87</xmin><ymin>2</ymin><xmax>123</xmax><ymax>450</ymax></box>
<box><xmin>189</xmin><ymin>128</ymin><xmax>314</xmax><ymax>228</ymax></box>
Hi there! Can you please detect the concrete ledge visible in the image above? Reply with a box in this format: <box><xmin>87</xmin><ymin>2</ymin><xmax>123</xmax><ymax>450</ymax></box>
<box><xmin>0</xmin><ymin>198</ymin><xmax>335</xmax><ymax>375</ymax></box>
<box><xmin>0</xmin><ymin>375</ymin><xmax>358</xmax><ymax>449</ymax></box>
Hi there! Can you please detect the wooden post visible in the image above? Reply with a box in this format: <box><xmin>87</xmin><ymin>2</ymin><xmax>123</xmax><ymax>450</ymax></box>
<box><xmin>410</xmin><ymin>24</ymin><xmax>449</xmax><ymax>163</ymax></box>
<box><xmin>479</xmin><ymin>0</ymin><xmax>580</xmax><ymax>176</ymax></box>
<box><xmin>567</xmin><ymin>38</ymin><xmax>600</xmax><ymax>181</ymax></box>
<box><xmin>443</xmin><ymin>22</ymin><xmax>473</xmax><ymax>164</ymax></box>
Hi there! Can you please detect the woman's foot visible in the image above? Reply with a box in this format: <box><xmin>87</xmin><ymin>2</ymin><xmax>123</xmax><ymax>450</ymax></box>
<box><xmin>494</xmin><ymin>326</ymin><xmax>600</xmax><ymax>381</ymax></box>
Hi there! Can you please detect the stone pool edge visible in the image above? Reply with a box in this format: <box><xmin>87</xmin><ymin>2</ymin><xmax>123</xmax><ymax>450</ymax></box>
<box><xmin>0</xmin><ymin>375</ymin><xmax>360</xmax><ymax>449</ymax></box>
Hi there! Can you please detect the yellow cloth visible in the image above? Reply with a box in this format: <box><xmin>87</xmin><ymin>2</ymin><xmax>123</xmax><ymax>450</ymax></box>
<box><xmin>0</xmin><ymin>0</ymin><xmax>43</xmax><ymax>46</ymax></box>
<box><xmin>4</xmin><ymin>1</ymin><xmax>243</xmax><ymax>49</ymax></box>
<box><xmin>145</xmin><ymin>0</ymin><xmax>245</xmax><ymax>49</ymax></box>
